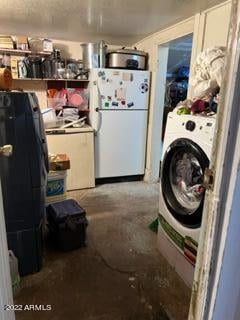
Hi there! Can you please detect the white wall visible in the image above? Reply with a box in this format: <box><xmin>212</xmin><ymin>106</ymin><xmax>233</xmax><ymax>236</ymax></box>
<box><xmin>190</xmin><ymin>1</ymin><xmax>231</xmax><ymax>62</ymax></box>
<box><xmin>188</xmin><ymin>0</ymin><xmax>231</xmax><ymax>99</ymax></box>
<box><xmin>150</xmin><ymin>45</ymin><xmax>169</xmax><ymax>176</ymax></box>
<box><xmin>135</xmin><ymin>1</ymin><xmax>231</xmax><ymax>182</ymax></box>
<box><xmin>12</xmin><ymin>80</ymin><xmax>48</xmax><ymax>108</ymax></box>
<box><xmin>202</xmin><ymin>2</ymin><xmax>232</xmax><ymax>50</ymax></box>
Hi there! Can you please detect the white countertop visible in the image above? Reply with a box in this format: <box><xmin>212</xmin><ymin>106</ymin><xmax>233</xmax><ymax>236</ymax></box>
<box><xmin>45</xmin><ymin>124</ymin><xmax>94</xmax><ymax>134</ymax></box>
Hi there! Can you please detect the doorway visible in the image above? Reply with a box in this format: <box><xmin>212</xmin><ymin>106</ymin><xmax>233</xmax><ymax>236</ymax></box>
<box><xmin>155</xmin><ymin>34</ymin><xmax>193</xmax><ymax>164</ymax></box>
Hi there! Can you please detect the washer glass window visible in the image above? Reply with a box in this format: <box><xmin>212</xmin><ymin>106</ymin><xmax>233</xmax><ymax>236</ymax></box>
<box><xmin>161</xmin><ymin>138</ymin><xmax>209</xmax><ymax>228</ymax></box>
<box><xmin>169</xmin><ymin>151</ymin><xmax>204</xmax><ymax>212</ymax></box>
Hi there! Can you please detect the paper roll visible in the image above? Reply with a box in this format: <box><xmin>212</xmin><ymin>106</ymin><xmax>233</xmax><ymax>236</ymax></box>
<box><xmin>0</xmin><ymin>67</ymin><xmax>12</xmax><ymax>90</ymax></box>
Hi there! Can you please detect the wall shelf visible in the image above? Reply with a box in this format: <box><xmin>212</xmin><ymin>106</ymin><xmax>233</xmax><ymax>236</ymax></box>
<box><xmin>12</xmin><ymin>78</ymin><xmax>89</xmax><ymax>82</ymax></box>
<box><xmin>0</xmin><ymin>48</ymin><xmax>52</xmax><ymax>56</ymax></box>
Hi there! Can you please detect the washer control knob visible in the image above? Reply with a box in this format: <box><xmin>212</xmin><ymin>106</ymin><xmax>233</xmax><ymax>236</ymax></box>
<box><xmin>186</xmin><ymin>120</ymin><xmax>196</xmax><ymax>131</ymax></box>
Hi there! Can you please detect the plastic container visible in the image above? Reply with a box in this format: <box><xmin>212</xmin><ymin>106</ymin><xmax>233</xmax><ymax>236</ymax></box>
<box><xmin>66</xmin><ymin>88</ymin><xmax>89</xmax><ymax>110</ymax></box>
<box><xmin>46</xmin><ymin>171</ymin><xmax>67</xmax><ymax>203</ymax></box>
<box><xmin>46</xmin><ymin>199</ymin><xmax>88</xmax><ymax>251</ymax></box>
<box><xmin>41</xmin><ymin>108</ymin><xmax>60</xmax><ymax>129</ymax></box>
<box><xmin>47</xmin><ymin>97</ymin><xmax>67</xmax><ymax>110</ymax></box>
<box><xmin>9</xmin><ymin>250</ymin><xmax>20</xmax><ymax>295</ymax></box>
<box><xmin>42</xmin><ymin>108</ymin><xmax>56</xmax><ymax>120</ymax></box>
<box><xmin>44</xmin><ymin>118</ymin><xmax>64</xmax><ymax>129</ymax></box>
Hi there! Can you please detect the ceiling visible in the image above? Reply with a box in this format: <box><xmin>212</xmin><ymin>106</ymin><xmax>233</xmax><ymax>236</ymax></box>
<box><xmin>0</xmin><ymin>0</ymin><xmax>225</xmax><ymax>45</ymax></box>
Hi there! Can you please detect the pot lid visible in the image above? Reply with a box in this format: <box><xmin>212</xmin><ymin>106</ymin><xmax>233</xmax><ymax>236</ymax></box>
<box><xmin>80</xmin><ymin>42</ymin><xmax>99</xmax><ymax>47</ymax></box>
<box><xmin>108</xmin><ymin>47</ymin><xmax>148</xmax><ymax>57</ymax></box>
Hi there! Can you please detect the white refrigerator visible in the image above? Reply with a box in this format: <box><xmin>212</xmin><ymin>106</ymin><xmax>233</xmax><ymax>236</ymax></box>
<box><xmin>89</xmin><ymin>68</ymin><xmax>150</xmax><ymax>178</ymax></box>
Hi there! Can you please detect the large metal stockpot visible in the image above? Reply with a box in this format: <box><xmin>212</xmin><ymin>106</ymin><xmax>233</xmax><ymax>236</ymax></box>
<box><xmin>106</xmin><ymin>47</ymin><xmax>148</xmax><ymax>70</ymax></box>
<box><xmin>80</xmin><ymin>41</ymin><xmax>107</xmax><ymax>70</ymax></box>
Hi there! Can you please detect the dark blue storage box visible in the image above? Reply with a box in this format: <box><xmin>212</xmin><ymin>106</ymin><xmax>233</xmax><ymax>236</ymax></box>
<box><xmin>7</xmin><ymin>220</ymin><xmax>43</xmax><ymax>276</ymax></box>
<box><xmin>46</xmin><ymin>199</ymin><xmax>88</xmax><ymax>251</ymax></box>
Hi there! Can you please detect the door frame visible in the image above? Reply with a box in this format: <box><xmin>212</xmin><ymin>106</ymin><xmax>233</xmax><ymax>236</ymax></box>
<box><xmin>188</xmin><ymin>1</ymin><xmax>240</xmax><ymax>318</ymax></box>
<box><xmin>135</xmin><ymin>17</ymin><xmax>195</xmax><ymax>182</ymax></box>
<box><xmin>146</xmin><ymin>28</ymin><xmax>195</xmax><ymax>182</ymax></box>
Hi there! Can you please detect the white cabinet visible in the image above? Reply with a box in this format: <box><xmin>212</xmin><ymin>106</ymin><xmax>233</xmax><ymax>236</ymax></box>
<box><xmin>46</xmin><ymin>126</ymin><xmax>95</xmax><ymax>190</ymax></box>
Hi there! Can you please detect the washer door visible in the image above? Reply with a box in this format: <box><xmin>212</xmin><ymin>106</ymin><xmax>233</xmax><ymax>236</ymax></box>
<box><xmin>161</xmin><ymin>138</ymin><xmax>209</xmax><ymax>228</ymax></box>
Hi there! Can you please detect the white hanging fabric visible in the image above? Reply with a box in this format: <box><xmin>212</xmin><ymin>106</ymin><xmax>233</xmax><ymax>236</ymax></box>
<box><xmin>190</xmin><ymin>47</ymin><xmax>226</xmax><ymax>99</ymax></box>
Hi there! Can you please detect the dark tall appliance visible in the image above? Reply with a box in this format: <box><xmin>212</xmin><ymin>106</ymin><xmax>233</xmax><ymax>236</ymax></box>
<box><xmin>0</xmin><ymin>92</ymin><xmax>49</xmax><ymax>276</ymax></box>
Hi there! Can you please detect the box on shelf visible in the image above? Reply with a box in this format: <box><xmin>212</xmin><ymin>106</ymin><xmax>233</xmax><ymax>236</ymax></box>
<box><xmin>49</xmin><ymin>154</ymin><xmax>70</xmax><ymax>171</ymax></box>
<box><xmin>0</xmin><ymin>35</ymin><xmax>14</xmax><ymax>49</ymax></box>
<box><xmin>10</xmin><ymin>55</ymin><xmax>27</xmax><ymax>79</ymax></box>
<box><xmin>46</xmin><ymin>170</ymin><xmax>67</xmax><ymax>203</ymax></box>
<box><xmin>10</xmin><ymin>56</ymin><xmax>19</xmax><ymax>79</ymax></box>
<box><xmin>28</xmin><ymin>38</ymin><xmax>53</xmax><ymax>52</ymax></box>
<box><xmin>15</xmin><ymin>36</ymin><xmax>29</xmax><ymax>50</ymax></box>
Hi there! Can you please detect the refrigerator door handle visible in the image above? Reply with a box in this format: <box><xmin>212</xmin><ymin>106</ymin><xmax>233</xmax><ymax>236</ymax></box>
<box><xmin>93</xmin><ymin>83</ymin><xmax>103</xmax><ymax>133</ymax></box>
<box><xmin>97</xmin><ymin>84</ymin><xmax>102</xmax><ymax>109</ymax></box>
<box><xmin>95</xmin><ymin>109</ymin><xmax>102</xmax><ymax>133</ymax></box>
<box><xmin>92</xmin><ymin>81</ymin><xmax>102</xmax><ymax>109</ymax></box>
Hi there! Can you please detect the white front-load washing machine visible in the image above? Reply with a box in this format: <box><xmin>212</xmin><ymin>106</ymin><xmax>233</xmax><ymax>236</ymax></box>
<box><xmin>158</xmin><ymin>113</ymin><xmax>216</xmax><ymax>272</ymax></box>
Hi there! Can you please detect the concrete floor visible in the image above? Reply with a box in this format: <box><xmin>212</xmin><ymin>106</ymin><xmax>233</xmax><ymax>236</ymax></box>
<box><xmin>15</xmin><ymin>182</ymin><xmax>191</xmax><ymax>320</ymax></box>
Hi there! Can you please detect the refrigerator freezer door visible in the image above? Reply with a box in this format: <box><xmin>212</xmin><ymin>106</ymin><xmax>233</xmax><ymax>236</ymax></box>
<box><xmin>95</xmin><ymin>110</ymin><xmax>148</xmax><ymax>178</ymax></box>
<box><xmin>90</xmin><ymin>68</ymin><xmax>150</xmax><ymax>110</ymax></box>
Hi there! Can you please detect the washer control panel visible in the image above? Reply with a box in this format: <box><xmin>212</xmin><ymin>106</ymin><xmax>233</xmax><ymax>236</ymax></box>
<box><xmin>182</xmin><ymin>119</ymin><xmax>214</xmax><ymax>134</ymax></box>
<box><xmin>185</xmin><ymin>120</ymin><xmax>196</xmax><ymax>131</ymax></box>
<box><xmin>167</xmin><ymin>114</ymin><xmax>216</xmax><ymax>138</ymax></box>
<box><xmin>164</xmin><ymin>114</ymin><xmax>216</xmax><ymax>155</ymax></box>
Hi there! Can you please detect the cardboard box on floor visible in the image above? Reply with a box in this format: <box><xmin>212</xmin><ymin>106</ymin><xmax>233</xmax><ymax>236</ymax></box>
<box><xmin>49</xmin><ymin>154</ymin><xmax>70</xmax><ymax>171</ymax></box>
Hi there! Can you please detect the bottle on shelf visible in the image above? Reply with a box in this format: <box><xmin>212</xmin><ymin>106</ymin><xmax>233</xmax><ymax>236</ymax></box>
<box><xmin>52</xmin><ymin>49</ymin><xmax>65</xmax><ymax>79</ymax></box>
